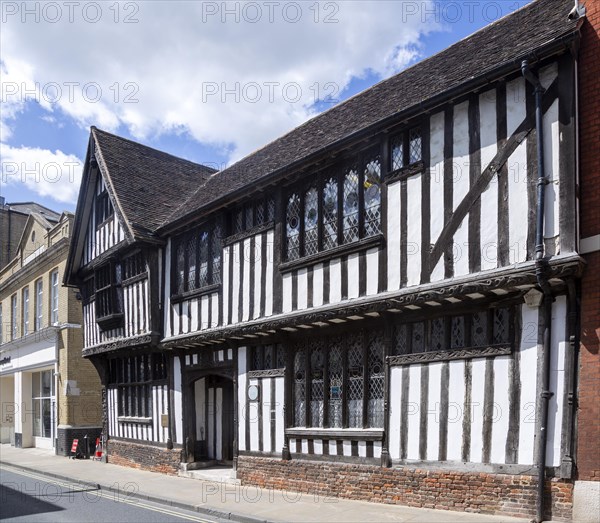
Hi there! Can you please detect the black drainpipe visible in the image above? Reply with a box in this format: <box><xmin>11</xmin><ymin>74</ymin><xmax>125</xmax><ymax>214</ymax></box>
<box><xmin>522</xmin><ymin>59</ymin><xmax>554</xmax><ymax>523</ymax></box>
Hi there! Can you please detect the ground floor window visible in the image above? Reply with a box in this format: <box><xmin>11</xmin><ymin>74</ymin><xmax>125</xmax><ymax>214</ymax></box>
<box><xmin>108</xmin><ymin>354</ymin><xmax>167</xmax><ymax>418</ymax></box>
<box><xmin>32</xmin><ymin>370</ymin><xmax>54</xmax><ymax>438</ymax></box>
<box><xmin>293</xmin><ymin>329</ymin><xmax>384</xmax><ymax>429</ymax></box>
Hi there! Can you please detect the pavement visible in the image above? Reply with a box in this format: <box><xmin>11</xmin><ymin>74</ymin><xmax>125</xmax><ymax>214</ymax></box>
<box><xmin>0</xmin><ymin>444</ymin><xmax>530</xmax><ymax>523</ymax></box>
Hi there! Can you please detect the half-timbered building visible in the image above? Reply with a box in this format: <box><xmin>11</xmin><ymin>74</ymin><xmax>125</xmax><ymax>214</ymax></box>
<box><xmin>65</xmin><ymin>0</ymin><xmax>594</xmax><ymax>519</ymax></box>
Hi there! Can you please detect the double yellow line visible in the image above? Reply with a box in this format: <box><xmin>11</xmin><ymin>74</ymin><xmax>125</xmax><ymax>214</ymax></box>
<box><xmin>0</xmin><ymin>465</ymin><xmax>212</xmax><ymax>522</ymax></box>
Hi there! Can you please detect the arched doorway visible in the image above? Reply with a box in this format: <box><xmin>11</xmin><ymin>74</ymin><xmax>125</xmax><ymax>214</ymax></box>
<box><xmin>190</xmin><ymin>374</ymin><xmax>234</xmax><ymax>463</ymax></box>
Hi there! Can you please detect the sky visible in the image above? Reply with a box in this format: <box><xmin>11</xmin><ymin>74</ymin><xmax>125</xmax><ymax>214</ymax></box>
<box><xmin>0</xmin><ymin>0</ymin><xmax>532</xmax><ymax>214</ymax></box>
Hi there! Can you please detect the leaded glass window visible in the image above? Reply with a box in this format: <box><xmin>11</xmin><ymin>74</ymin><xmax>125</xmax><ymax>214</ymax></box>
<box><xmin>347</xmin><ymin>332</ymin><xmax>364</xmax><ymax>428</ymax></box>
<box><xmin>328</xmin><ymin>340</ymin><xmax>343</xmax><ymax>428</ymax></box>
<box><xmin>409</xmin><ymin>127</ymin><xmax>422</xmax><ymax>164</ymax></box>
<box><xmin>430</xmin><ymin>317</ymin><xmax>445</xmax><ymax>351</ymax></box>
<box><xmin>412</xmin><ymin>322</ymin><xmax>425</xmax><ymax>353</ymax></box>
<box><xmin>394</xmin><ymin>323</ymin><xmax>409</xmax><ymax>355</ymax></box>
<box><xmin>451</xmin><ymin>315</ymin><xmax>465</xmax><ymax>349</ymax></box>
<box><xmin>367</xmin><ymin>332</ymin><xmax>385</xmax><ymax>428</ymax></box>
<box><xmin>493</xmin><ymin>308</ymin><xmax>510</xmax><ymax>344</ymax></box>
<box><xmin>310</xmin><ymin>344</ymin><xmax>325</xmax><ymax>427</ymax></box>
<box><xmin>286</xmin><ymin>193</ymin><xmax>301</xmax><ymax>261</ymax></box>
<box><xmin>172</xmin><ymin>221</ymin><xmax>223</xmax><ymax>296</ymax></box>
<box><xmin>471</xmin><ymin>311</ymin><xmax>488</xmax><ymax>347</ymax></box>
<box><xmin>391</xmin><ymin>136</ymin><xmax>404</xmax><ymax>171</ymax></box>
<box><xmin>187</xmin><ymin>235</ymin><xmax>198</xmax><ymax>291</ymax></box>
<box><xmin>294</xmin><ymin>348</ymin><xmax>306</xmax><ymax>426</ymax></box>
<box><xmin>363</xmin><ymin>156</ymin><xmax>382</xmax><ymax>237</ymax></box>
<box><xmin>199</xmin><ymin>231</ymin><xmax>209</xmax><ymax>287</ymax></box>
<box><xmin>323</xmin><ymin>177</ymin><xmax>338</xmax><ymax>250</ymax></box>
<box><xmin>343</xmin><ymin>168</ymin><xmax>360</xmax><ymax>244</ymax></box>
<box><xmin>304</xmin><ymin>187</ymin><xmax>319</xmax><ymax>256</ymax></box>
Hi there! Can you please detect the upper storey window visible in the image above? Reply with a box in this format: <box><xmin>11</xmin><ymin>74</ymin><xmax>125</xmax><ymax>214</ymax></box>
<box><xmin>96</xmin><ymin>188</ymin><xmax>114</xmax><ymax>225</ymax></box>
<box><xmin>173</xmin><ymin>221</ymin><xmax>222</xmax><ymax>297</ymax></box>
<box><xmin>390</xmin><ymin>126</ymin><xmax>422</xmax><ymax>173</ymax></box>
<box><xmin>230</xmin><ymin>196</ymin><xmax>275</xmax><ymax>236</ymax></box>
<box><xmin>285</xmin><ymin>148</ymin><xmax>382</xmax><ymax>262</ymax></box>
<box><xmin>95</xmin><ymin>262</ymin><xmax>124</xmax><ymax>329</ymax></box>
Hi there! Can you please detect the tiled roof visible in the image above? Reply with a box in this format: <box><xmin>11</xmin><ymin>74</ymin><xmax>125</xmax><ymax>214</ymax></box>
<box><xmin>165</xmin><ymin>0</ymin><xmax>579</xmax><ymax>228</ymax></box>
<box><xmin>91</xmin><ymin>127</ymin><xmax>217</xmax><ymax>240</ymax></box>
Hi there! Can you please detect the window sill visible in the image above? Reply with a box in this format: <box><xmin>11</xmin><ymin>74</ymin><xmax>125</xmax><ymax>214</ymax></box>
<box><xmin>385</xmin><ymin>160</ymin><xmax>424</xmax><ymax>183</ymax></box>
<box><xmin>117</xmin><ymin>416</ymin><xmax>152</xmax><ymax>424</ymax></box>
<box><xmin>97</xmin><ymin>313</ymin><xmax>124</xmax><ymax>330</ymax></box>
<box><xmin>223</xmin><ymin>221</ymin><xmax>274</xmax><ymax>246</ymax></box>
<box><xmin>279</xmin><ymin>234</ymin><xmax>384</xmax><ymax>273</ymax></box>
<box><xmin>171</xmin><ymin>283</ymin><xmax>221</xmax><ymax>303</ymax></box>
<box><xmin>286</xmin><ymin>428</ymin><xmax>384</xmax><ymax>441</ymax></box>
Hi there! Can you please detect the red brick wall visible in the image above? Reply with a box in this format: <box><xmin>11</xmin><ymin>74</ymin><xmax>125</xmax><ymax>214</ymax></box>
<box><xmin>107</xmin><ymin>439</ymin><xmax>182</xmax><ymax>475</ymax></box>
<box><xmin>237</xmin><ymin>457</ymin><xmax>573</xmax><ymax>521</ymax></box>
<box><xmin>577</xmin><ymin>1</ymin><xmax>600</xmax><ymax>482</ymax></box>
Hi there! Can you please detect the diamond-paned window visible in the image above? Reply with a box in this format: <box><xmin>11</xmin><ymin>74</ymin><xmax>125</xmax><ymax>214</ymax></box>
<box><xmin>328</xmin><ymin>340</ymin><xmax>343</xmax><ymax>428</ymax></box>
<box><xmin>186</xmin><ymin>236</ymin><xmax>197</xmax><ymax>291</ymax></box>
<box><xmin>267</xmin><ymin>197</ymin><xmax>275</xmax><ymax>222</ymax></box>
<box><xmin>431</xmin><ymin>317</ymin><xmax>445</xmax><ymax>351</ymax></box>
<box><xmin>310</xmin><ymin>344</ymin><xmax>325</xmax><ymax>427</ymax></box>
<box><xmin>256</xmin><ymin>202</ymin><xmax>265</xmax><ymax>225</ymax></box>
<box><xmin>451</xmin><ymin>315</ymin><xmax>465</xmax><ymax>349</ymax></box>
<box><xmin>304</xmin><ymin>187</ymin><xmax>319</xmax><ymax>256</ymax></box>
<box><xmin>347</xmin><ymin>332</ymin><xmax>364</xmax><ymax>428</ymax></box>
<box><xmin>363</xmin><ymin>156</ymin><xmax>382</xmax><ymax>237</ymax></box>
<box><xmin>322</xmin><ymin>177</ymin><xmax>338</xmax><ymax>250</ymax></box>
<box><xmin>294</xmin><ymin>348</ymin><xmax>306</xmax><ymax>426</ymax></box>
<box><xmin>493</xmin><ymin>308</ymin><xmax>510</xmax><ymax>344</ymax></box>
<box><xmin>472</xmin><ymin>311</ymin><xmax>488</xmax><ymax>347</ymax></box>
<box><xmin>343</xmin><ymin>168</ymin><xmax>360</xmax><ymax>244</ymax></box>
<box><xmin>233</xmin><ymin>208</ymin><xmax>243</xmax><ymax>234</ymax></box>
<box><xmin>391</xmin><ymin>136</ymin><xmax>404</xmax><ymax>171</ymax></box>
<box><xmin>286</xmin><ymin>193</ymin><xmax>301</xmax><ymax>261</ymax></box>
<box><xmin>173</xmin><ymin>220</ymin><xmax>222</xmax><ymax>296</ymax></box>
<box><xmin>409</xmin><ymin>127</ymin><xmax>422</xmax><ymax>164</ymax></box>
<box><xmin>367</xmin><ymin>331</ymin><xmax>385</xmax><ymax>428</ymax></box>
<box><xmin>394</xmin><ymin>323</ymin><xmax>409</xmax><ymax>355</ymax></box>
<box><xmin>412</xmin><ymin>322</ymin><xmax>425</xmax><ymax>353</ymax></box>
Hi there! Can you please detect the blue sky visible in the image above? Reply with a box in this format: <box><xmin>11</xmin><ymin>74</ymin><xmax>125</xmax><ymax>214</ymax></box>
<box><xmin>1</xmin><ymin>0</ymin><xmax>531</xmax><ymax>214</ymax></box>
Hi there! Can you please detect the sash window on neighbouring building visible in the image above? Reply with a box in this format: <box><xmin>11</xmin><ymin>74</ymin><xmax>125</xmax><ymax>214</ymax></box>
<box><xmin>35</xmin><ymin>279</ymin><xmax>43</xmax><ymax>331</ymax></box>
<box><xmin>50</xmin><ymin>270</ymin><xmax>59</xmax><ymax>325</ymax></box>
<box><xmin>293</xmin><ymin>329</ymin><xmax>385</xmax><ymax>429</ymax></box>
<box><xmin>0</xmin><ymin>304</ymin><xmax>3</xmax><ymax>343</ymax></box>
<box><xmin>108</xmin><ymin>354</ymin><xmax>167</xmax><ymax>418</ymax></box>
<box><xmin>22</xmin><ymin>287</ymin><xmax>29</xmax><ymax>335</ymax></box>
<box><xmin>11</xmin><ymin>294</ymin><xmax>17</xmax><ymax>340</ymax></box>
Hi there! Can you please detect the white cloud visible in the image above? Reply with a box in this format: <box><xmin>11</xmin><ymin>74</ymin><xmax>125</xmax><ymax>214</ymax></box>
<box><xmin>1</xmin><ymin>142</ymin><xmax>83</xmax><ymax>204</ymax></box>
<box><xmin>1</xmin><ymin>1</ymin><xmax>439</xmax><ymax>163</ymax></box>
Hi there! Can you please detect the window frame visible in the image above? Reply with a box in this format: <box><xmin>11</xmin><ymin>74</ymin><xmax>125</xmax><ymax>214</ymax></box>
<box><xmin>10</xmin><ymin>294</ymin><xmax>17</xmax><ymax>340</ymax></box>
<box><xmin>95</xmin><ymin>189</ymin><xmax>114</xmax><ymax>227</ymax></box>
<box><xmin>22</xmin><ymin>287</ymin><xmax>29</xmax><ymax>336</ymax></box>
<box><xmin>283</xmin><ymin>146</ymin><xmax>384</xmax><ymax>264</ymax></box>
<box><xmin>94</xmin><ymin>262</ymin><xmax>124</xmax><ymax>329</ymax></box>
<box><xmin>50</xmin><ymin>270</ymin><xmax>59</xmax><ymax>325</ymax></box>
<box><xmin>108</xmin><ymin>354</ymin><xmax>167</xmax><ymax>420</ymax></box>
<box><xmin>35</xmin><ymin>279</ymin><xmax>43</xmax><ymax>331</ymax></box>
<box><xmin>292</xmin><ymin>328</ymin><xmax>385</xmax><ymax>430</ymax></box>
<box><xmin>387</xmin><ymin>125</ymin><xmax>424</xmax><ymax>181</ymax></box>
<box><xmin>171</xmin><ymin>219</ymin><xmax>222</xmax><ymax>300</ymax></box>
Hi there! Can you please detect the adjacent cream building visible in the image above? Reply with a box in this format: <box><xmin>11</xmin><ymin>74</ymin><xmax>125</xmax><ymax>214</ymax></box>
<box><xmin>0</xmin><ymin>206</ymin><xmax>102</xmax><ymax>455</ymax></box>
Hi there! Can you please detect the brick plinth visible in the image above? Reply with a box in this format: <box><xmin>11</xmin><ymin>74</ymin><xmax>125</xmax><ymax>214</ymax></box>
<box><xmin>107</xmin><ymin>439</ymin><xmax>182</xmax><ymax>475</ymax></box>
<box><xmin>237</xmin><ymin>456</ymin><xmax>573</xmax><ymax>521</ymax></box>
